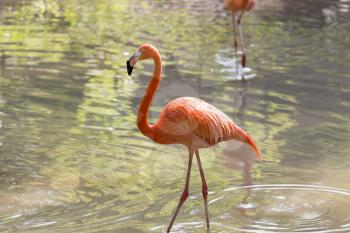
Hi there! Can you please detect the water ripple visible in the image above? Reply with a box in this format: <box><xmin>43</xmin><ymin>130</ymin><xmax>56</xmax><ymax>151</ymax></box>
<box><xmin>208</xmin><ymin>184</ymin><xmax>350</xmax><ymax>233</ymax></box>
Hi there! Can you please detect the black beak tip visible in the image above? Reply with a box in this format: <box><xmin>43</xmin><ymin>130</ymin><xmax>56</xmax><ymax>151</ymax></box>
<box><xmin>126</xmin><ymin>60</ymin><xmax>133</xmax><ymax>76</ymax></box>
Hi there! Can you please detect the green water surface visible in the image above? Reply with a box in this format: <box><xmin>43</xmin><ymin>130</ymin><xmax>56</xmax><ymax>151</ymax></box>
<box><xmin>0</xmin><ymin>0</ymin><xmax>350</xmax><ymax>232</ymax></box>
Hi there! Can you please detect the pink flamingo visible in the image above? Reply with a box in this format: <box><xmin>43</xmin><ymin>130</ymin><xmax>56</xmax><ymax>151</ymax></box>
<box><xmin>126</xmin><ymin>44</ymin><xmax>260</xmax><ymax>232</ymax></box>
<box><xmin>224</xmin><ymin>0</ymin><xmax>256</xmax><ymax>76</ymax></box>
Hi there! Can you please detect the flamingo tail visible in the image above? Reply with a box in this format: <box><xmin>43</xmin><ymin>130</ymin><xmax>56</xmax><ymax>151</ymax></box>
<box><xmin>233</xmin><ymin>126</ymin><xmax>261</xmax><ymax>160</ymax></box>
<box><xmin>244</xmin><ymin>133</ymin><xmax>261</xmax><ymax>160</ymax></box>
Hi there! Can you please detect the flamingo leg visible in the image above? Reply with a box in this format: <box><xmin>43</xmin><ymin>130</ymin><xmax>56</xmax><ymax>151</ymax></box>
<box><xmin>167</xmin><ymin>152</ymin><xmax>194</xmax><ymax>233</ymax></box>
<box><xmin>237</xmin><ymin>12</ymin><xmax>247</xmax><ymax>80</ymax></box>
<box><xmin>232</xmin><ymin>12</ymin><xmax>239</xmax><ymax>76</ymax></box>
<box><xmin>195</xmin><ymin>150</ymin><xmax>210</xmax><ymax>230</ymax></box>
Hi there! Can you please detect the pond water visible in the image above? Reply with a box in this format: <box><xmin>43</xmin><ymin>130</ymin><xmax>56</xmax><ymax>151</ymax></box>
<box><xmin>1</xmin><ymin>0</ymin><xmax>350</xmax><ymax>232</ymax></box>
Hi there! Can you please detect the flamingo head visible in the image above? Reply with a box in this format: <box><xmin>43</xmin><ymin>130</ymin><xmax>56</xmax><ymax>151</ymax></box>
<box><xmin>126</xmin><ymin>44</ymin><xmax>159</xmax><ymax>76</ymax></box>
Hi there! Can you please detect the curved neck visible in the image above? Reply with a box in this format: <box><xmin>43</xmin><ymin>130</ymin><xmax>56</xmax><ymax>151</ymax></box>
<box><xmin>137</xmin><ymin>51</ymin><xmax>162</xmax><ymax>138</ymax></box>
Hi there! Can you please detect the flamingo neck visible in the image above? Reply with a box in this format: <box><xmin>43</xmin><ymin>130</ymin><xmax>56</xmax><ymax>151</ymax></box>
<box><xmin>137</xmin><ymin>51</ymin><xmax>162</xmax><ymax>138</ymax></box>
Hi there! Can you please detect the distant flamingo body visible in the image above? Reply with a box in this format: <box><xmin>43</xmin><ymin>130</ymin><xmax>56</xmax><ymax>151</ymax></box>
<box><xmin>126</xmin><ymin>44</ymin><xmax>260</xmax><ymax>232</ymax></box>
<box><xmin>224</xmin><ymin>0</ymin><xmax>255</xmax><ymax>12</ymax></box>
<box><xmin>224</xmin><ymin>0</ymin><xmax>256</xmax><ymax>76</ymax></box>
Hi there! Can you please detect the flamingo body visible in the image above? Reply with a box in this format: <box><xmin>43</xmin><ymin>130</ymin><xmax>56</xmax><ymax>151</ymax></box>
<box><xmin>126</xmin><ymin>44</ymin><xmax>260</xmax><ymax>232</ymax></box>
<box><xmin>154</xmin><ymin>97</ymin><xmax>260</xmax><ymax>156</ymax></box>
<box><xmin>224</xmin><ymin>0</ymin><xmax>256</xmax><ymax>12</ymax></box>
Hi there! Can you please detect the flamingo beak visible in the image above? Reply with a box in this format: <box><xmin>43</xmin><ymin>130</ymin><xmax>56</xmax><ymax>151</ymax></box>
<box><xmin>126</xmin><ymin>51</ymin><xmax>141</xmax><ymax>76</ymax></box>
<box><xmin>126</xmin><ymin>59</ymin><xmax>134</xmax><ymax>76</ymax></box>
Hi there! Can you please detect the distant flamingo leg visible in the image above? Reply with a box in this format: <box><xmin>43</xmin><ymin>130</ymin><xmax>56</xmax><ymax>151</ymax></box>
<box><xmin>195</xmin><ymin>150</ymin><xmax>210</xmax><ymax>229</ymax></box>
<box><xmin>237</xmin><ymin>11</ymin><xmax>247</xmax><ymax>79</ymax></box>
<box><xmin>232</xmin><ymin>12</ymin><xmax>239</xmax><ymax>75</ymax></box>
<box><xmin>167</xmin><ymin>152</ymin><xmax>194</xmax><ymax>233</ymax></box>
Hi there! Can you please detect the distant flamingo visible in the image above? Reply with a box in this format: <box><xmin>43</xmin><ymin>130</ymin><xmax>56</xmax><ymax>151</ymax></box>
<box><xmin>126</xmin><ymin>44</ymin><xmax>260</xmax><ymax>232</ymax></box>
<box><xmin>224</xmin><ymin>0</ymin><xmax>256</xmax><ymax>77</ymax></box>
